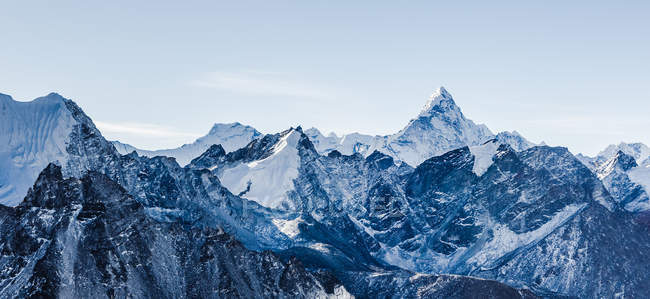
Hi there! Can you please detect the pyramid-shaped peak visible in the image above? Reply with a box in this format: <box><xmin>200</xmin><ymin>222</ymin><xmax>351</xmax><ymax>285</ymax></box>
<box><xmin>599</xmin><ymin>150</ymin><xmax>638</xmax><ymax>175</ymax></box>
<box><xmin>614</xmin><ymin>150</ymin><xmax>638</xmax><ymax>168</ymax></box>
<box><xmin>420</xmin><ymin>86</ymin><xmax>457</xmax><ymax>116</ymax></box>
<box><xmin>434</xmin><ymin>86</ymin><xmax>451</xmax><ymax>97</ymax></box>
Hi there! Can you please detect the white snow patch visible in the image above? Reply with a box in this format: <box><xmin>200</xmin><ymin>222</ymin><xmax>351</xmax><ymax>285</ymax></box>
<box><xmin>309</xmin><ymin>243</ymin><xmax>334</xmax><ymax>254</ymax></box>
<box><xmin>310</xmin><ymin>211</ymin><xmax>325</xmax><ymax>222</ymax></box>
<box><xmin>419</xmin><ymin>87</ymin><xmax>451</xmax><ymax>117</ymax></box>
<box><xmin>592</xmin><ymin>184</ymin><xmax>615</xmax><ymax>212</ymax></box>
<box><xmin>219</xmin><ymin>129</ymin><xmax>301</xmax><ymax>210</ymax></box>
<box><xmin>469</xmin><ymin>141</ymin><xmax>500</xmax><ymax>176</ymax></box>
<box><xmin>349</xmin><ymin>215</ymin><xmax>381</xmax><ymax>237</ymax></box>
<box><xmin>272</xmin><ymin>217</ymin><xmax>302</xmax><ymax>238</ymax></box>
<box><xmin>627</xmin><ymin>166</ymin><xmax>650</xmax><ymax>211</ymax></box>
<box><xmin>409</xmin><ymin>273</ymin><xmax>429</xmax><ymax>282</ymax></box>
<box><xmin>468</xmin><ymin>203</ymin><xmax>586</xmax><ymax>268</ymax></box>
<box><xmin>58</xmin><ymin>206</ymin><xmax>83</xmax><ymax>298</ymax></box>
<box><xmin>628</xmin><ymin>166</ymin><xmax>650</xmax><ymax>192</ymax></box>
<box><xmin>517</xmin><ymin>190</ymin><xmax>534</xmax><ymax>204</ymax></box>
<box><xmin>330</xmin><ymin>286</ymin><xmax>354</xmax><ymax>299</ymax></box>
<box><xmin>381</xmin><ymin>243</ymin><xmax>416</xmax><ymax>270</ymax></box>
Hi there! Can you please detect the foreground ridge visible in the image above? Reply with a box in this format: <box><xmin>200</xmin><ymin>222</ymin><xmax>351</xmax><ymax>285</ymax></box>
<box><xmin>0</xmin><ymin>164</ymin><xmax>351</xmax><ymax>298</ymax></box>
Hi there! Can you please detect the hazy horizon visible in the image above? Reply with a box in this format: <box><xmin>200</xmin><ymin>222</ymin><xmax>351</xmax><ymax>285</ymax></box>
<box><xmin>2</xmin><ymin>1</ymin><xmax>649</xmax><ymax>156</ymax></box>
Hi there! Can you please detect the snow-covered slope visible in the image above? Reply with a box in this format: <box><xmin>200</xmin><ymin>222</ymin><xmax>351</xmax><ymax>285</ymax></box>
<box><xmin>469</xmin><ymin>139</ymin><xmax>500</xmax><ymax>176</ymax></box>
<box><xmin>0</xmin><ymin>92</ymin><xmax>121</xmax><ymax>207</ymax></box>
<box><xmin>627</xmin><ymin>165</ymin><xmax>650</xmax><ymax>209</ymax></box>
<box><xmin>584</xmin><ymin>143</ymin><xmax>650</xmax><ymax>212</ymax></box>
<box><xmin>0</xmin><ymin>93</ymin><xmax>77</xmax><ymax>206</ymax></box>
<box><xmin>595</xmin><ymin>151</ymin><xmax>650</xmax><ymax>212</ymax></box>
<box><xmin>219</xmin><ymin>129</ymin><xmax>302</xmax><ymax>210</ymax></box>
<box><xmin>112</xmin><ymin>122</ymin><xmax>261</xmax><ymax>166</ymax></box>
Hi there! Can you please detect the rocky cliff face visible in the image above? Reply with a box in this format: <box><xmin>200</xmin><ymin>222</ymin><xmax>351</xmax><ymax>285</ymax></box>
<box><xmin>196</xmin><ymin>126</ymin><xmax>650</xmax><ymax>297</ymax></box>
<box><xmin>0</xmin><ymin>164</ymin><xmax>350</xmax><ymax>298</ymax></box>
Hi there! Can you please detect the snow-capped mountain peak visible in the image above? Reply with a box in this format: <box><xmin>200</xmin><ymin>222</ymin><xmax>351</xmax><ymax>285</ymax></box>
<box><xmin>419</xmin><ymin>86</ymin><xmax>454</xmax><ymax>116</ymax></box>
<box><xmin>0</xmin><ymin>92</ymin><xmax>79</xmax><ymax>206</ymax></box>
<box><xmin>304</xmin><ymin>127</ymin><xmax>376</xmax><ymax>156</ymax></box>
<box><xmin>218</xmin><ymin>127</ymin><xmax>306</xmax><ymax>210</ymax></box>
<box><xmin>374</xmin><ymin>87</ymin><xmax>494</xmax><ymax>166</ymax></box>
<box><xmin>302</xmin><ymin>88</ymin><xmax>537</xmax><ymax>167</ymax></box>
<box><xmin>594</xmin><ymin>150</ymin><xmax>650</xmax><ymax>212</ymax></box>
<box><xmin>598</xmin><ymin>142</ymin><xmax>650</xmax><ymax>164</ymax></box>
<box><xmin>205</xmin><ymin>122</ymin><xmax>256</xmax><ymax>140</ymax></box>
<box><xmin>495</xmin><ymin>130</ymin><xmax>537</xmax><ymax>152</ymax></box>
<box><xmin>597</xmin><ymin>150</ymin><xmax>638</xmax><ymax>178</ymax></box>
<box><xmin>112</xmin><ymin>121</ymin><xmax>262</xmax><ymax>166</ymax></box>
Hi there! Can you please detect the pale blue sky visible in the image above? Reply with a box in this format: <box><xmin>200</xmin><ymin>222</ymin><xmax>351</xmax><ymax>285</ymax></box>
<box><xmin>1</xmin><ymin>1</ymin><xmax>648</xmax><ymax>155</ymax></box>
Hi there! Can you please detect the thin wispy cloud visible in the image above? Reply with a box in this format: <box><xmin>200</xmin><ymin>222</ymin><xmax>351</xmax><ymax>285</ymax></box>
<box><xmin>191</xmin><ymin>71</ymin><xmax>331</xmax><ymax>99</ymax></box>
<box><xmin>95</xmin><ymin>121</ymin><xmax>201</xmax><ymax>139</ymax></box>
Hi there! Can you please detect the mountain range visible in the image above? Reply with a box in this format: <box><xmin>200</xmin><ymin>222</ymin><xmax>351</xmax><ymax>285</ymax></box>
<box><xmin>1</xmin><ymin>88</ymin><xmax>649</xmax><ymax>298</ymax></box>
<box><xmin>114</xmin><ymin>87</ymin><xmax>535</xmax><ymax>167</ymax></box>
